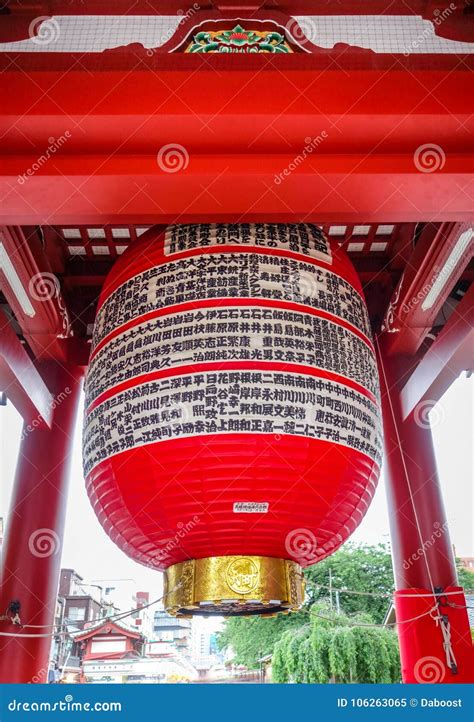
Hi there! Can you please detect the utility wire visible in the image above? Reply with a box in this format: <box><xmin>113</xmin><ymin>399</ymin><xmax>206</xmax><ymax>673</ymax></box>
<box><xmin>313</xmin><ymin>606</ymin><xmax>438</xmax><ymax>629</ymax></box>
<box><xmin>311</xmin><ymin>584</ymin><xmax>471</xmax><ymax>599</ymax></box>
<box><xmin>0</xmin><ymin>585</ymin><xmax>181</xmax><ymax>637</ymax></box>
<box><xmin>5</xmin><ymin>584</ymin><xmax>472</xmax><ymax>631</ymax></box>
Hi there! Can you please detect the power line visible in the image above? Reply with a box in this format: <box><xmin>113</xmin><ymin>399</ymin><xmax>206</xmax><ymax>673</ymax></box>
<box><xmin>313</xmin><ymin>606</ymin><xmax>438</xmax><ymax>629</ymax></box>
<box><xmin>0</xmin><ymin>585</ymin><xmax>181</xmax><ymax>637</ymax></box>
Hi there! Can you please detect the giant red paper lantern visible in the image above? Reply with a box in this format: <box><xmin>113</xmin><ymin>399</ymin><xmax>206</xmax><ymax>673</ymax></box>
<box><xmin>83</xmin><ymin>224</ymin><xmax>382</xmax><ymax>616</ymax></box>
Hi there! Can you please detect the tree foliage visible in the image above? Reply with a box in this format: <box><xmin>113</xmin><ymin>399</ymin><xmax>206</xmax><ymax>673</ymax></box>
<box><xmin>456</xmin><ymin>561</ymin><xmax>474</xmax><ymax>591</ymax></box>
<box><xmin>216</xmin><ymin>610</ymin><xmax>307</xmax><ymax>669</ymax></box>
<box><xmin>217</xmin><ymin>549</ymin><xmax>473</xmax><ymax>681</ymax></box>
<box><xmin>218</xmin><ymin>544</ymin><xmax>399</xmax><ymax>682</ymax></box>
<box><xmin>272</xmin><ymin>605</ymin><xmax>401</xmax><ymax>684</ymax></box>
<box><xmin>304</xmin><ymin>542</ymin><xmax>394</xmax><ymax>623</ymax></box>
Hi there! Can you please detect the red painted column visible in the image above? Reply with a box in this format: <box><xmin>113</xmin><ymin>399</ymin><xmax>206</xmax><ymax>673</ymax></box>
<box><xmin>377</xmin><ymin>336</ymin><xmax>473</xmax><ymax>683</ymax></box>
<box><xmin>0</xmin><ymin>363</ymin><xmax>82</xmax><ymax>683</ymax></box>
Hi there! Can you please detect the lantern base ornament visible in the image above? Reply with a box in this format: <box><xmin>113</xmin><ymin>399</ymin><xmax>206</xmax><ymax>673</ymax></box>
<box><xmin>164</xmin><ymin>556</ymin><xmax>305</xmax><ymax>617</ymax></box>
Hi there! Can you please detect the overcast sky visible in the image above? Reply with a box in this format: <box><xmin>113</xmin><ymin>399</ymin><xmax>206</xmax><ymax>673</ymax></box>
<box><xmin>1</xmin><ymin>372</ymin><xmax>472</xmax><ymax>604</ymax></box>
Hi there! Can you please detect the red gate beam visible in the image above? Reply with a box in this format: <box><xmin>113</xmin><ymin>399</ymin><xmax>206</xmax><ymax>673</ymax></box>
<box><xmin>400</xmin><ymin>285</ymin><xmax>474</xmax><ymax>419</ymax></box>
<box><xmin>0</xmin><ymin>226</ymin><xmax>72</xmax><ymax>361</ymax></box>
<box><xmin>0</xmin><ymin>57</ymin><xmax>472</xmax><ymax>225</ymax></box>
<box><xmin>0</xmin><ymin>155</ymin><xmax>473</xmax><ymax>226</ymax></box>
<box><xmin>382</xmin><ymin>223</ymin><xmax>474</xmax><ymax>355</ymax></box>
<box><xmin>0</xmin><ymin>308</ymin><xmax>53</xmax><ymax>427</ymax></box>
<box><xmin>1</xmin><ymin>1</ymin><xmax>472</xmax><ymax>21</ymax></box>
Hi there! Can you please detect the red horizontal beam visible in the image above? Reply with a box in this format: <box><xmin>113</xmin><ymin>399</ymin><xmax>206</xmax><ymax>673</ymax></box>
<box><xmin>400</xmin><ymin>285</ymin><xmax>474</xmax><ymax>418</ymax></box>
<box><xmin>1</xmin><ymin>154</ymin><xmax>472</xmax><ymax>226</ymax></box>
<box><xmin>0</xmin><ymin>308</ymin><xmax>53</xmax><ymax>426</ymax></box>
<box><xmin>0</xmin><ymin>0</ymin><xmax>466</xmax><ymax>16</ymax></box>
<box><xmin>1</xmin><ymin>62</ymin><xmax>471</xmax><ymax>124</ymax></box>
<box><xmin>0</xmin><ymin>60</ymin><xmax>471</xmax><ymax>225</ymax></box>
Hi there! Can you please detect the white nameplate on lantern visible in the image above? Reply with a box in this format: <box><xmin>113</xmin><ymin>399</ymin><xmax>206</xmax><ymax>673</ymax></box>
<box><xmin>233</xmin><ymin>502</ymin><xmax>269</xmax><ymax>514</ymax></box>
<box><xmin>163</xmin><ymin>223</ymin><xmax>332</xmax><ymax>264</ymax></box>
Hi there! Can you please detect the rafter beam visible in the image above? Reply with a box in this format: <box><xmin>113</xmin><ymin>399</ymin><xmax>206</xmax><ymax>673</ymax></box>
<box><xmin>381</xmin><ymin>223</ymin><xmax>474</xmax><ymax>355</ymax></box>
<box><xmin>0</xmin><ymin>226</ymin><xmax>73</xmax><ymax>361</ymax></box>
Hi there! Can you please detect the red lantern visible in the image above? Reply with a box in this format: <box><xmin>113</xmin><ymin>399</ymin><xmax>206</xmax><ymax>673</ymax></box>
<box><xmin>83</xmin><ymin>224</ymin><xmax>381</xmax><ymax>616</ymax></box>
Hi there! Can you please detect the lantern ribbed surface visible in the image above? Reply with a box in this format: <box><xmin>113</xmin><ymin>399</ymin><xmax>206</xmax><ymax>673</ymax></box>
<box><xmin>83</xmin><ymin>223</ymin><xmax>382</xmax><ymax>616</ymax></box>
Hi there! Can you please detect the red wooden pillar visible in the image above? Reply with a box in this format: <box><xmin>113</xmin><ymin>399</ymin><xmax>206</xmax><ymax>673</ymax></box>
<box><xmin>377</xmin><ymin>336</ymin><xmax>473</xmax><ymax>683</ymax></box>
<box><xmin>0</xmin><ymin>363</ymin><xmax>82</xmax><ymax>683</ymax></box>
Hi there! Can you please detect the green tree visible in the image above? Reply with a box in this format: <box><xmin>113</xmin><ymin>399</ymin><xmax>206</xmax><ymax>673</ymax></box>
<box><xmin>304</xmin><ymin>542</ymin><xmax>394</xmax><ymax>622</ymax></box>
<box><xmin>272</xmin><ymin>604</ymin><xmax>401</xmax><ymax>684</ymax></box>
<box><xmin>456</xmin><ymin>561</ymin><xmax>474</xmax><ymax>591</ymax></box>
<box><xmin>217</xmin><ymin>543</ymin><xmax>396</xmax><ymax>669</ymax></box>
<box><xmin>216</xmin><ymin>610</ymin><xmax>307</xmax><ymax>668</ymax></box>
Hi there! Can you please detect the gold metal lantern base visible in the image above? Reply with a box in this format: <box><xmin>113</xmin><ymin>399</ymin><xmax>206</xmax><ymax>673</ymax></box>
<box><xmin>164</xmin><ymin>555</ymin><xmax>305</xmax><ymax>617</ymax></box>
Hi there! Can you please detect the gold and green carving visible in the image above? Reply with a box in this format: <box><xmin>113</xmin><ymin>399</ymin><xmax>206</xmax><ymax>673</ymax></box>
<box><xmin>185</xmin><ymin>25</ymin><xmax>293</xmax><ymax>54</ymax></box>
